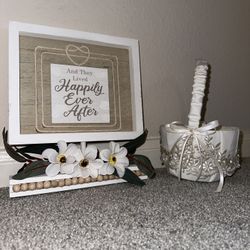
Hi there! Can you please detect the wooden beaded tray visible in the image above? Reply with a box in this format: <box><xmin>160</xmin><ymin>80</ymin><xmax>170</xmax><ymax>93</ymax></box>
<box><xmin>9</xmin><ymin>165</ymin><xmax>147</xmax><ymax>198</ymax></box>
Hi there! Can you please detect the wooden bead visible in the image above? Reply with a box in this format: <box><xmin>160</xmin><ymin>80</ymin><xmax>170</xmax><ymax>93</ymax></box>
<box><xmin>58</xmin><ymin>179</ymin><xmax>65</xmax><ymax>187</ymax></box>
<box><xmin>71</xmin><ymin>177</ymin><xmax>78</xmax><ymax>185</ymax></box>
<box><xmin>97</xmin><ymin>175</ymin><xmax>103</xmax><ymax>182</ymax></box>
<box><xmin>103</xmin><ymin>175</ymin><xmax>109</xmax><ymax>180</ymax></box>
<box><xmin>109</xmin><ymin>175</ymin><xmax>115</xmax><ymax>180</ymax></box>
<box><xmin>138</xmin><ymin>170</ymin><xmax>143</xmax><ymax>176</ymax></box>
<box><xmin>36</xmin><ymin>182</ymin><xmax>44</xmax><ymax>189</ymax></box>
<box><xmin>134</xmin><ymin>170</ymin><xmax>141</xmax><ymax>176</ymax></box>
<box><xmin>91</xmin><ymin>177</ymin><xmax>97</xmax><ymax>182</ymax></box>
<box><xmin>13</xmin><ymin>184</ymin><xmax>21</xmax><ymax>192</ymax></box>
<box><xmin>64</xmin><ymin>178</ymin><xmax>72</xmax><ymax>186</ymax></box>
<box><xmin>85</xmin><ymin>177</ymin><xmax>91</xmax><ymax>183</ymax></box>
<box><xmin>43</xmin><ymin>181</ymin><xmax>51</xmax><ymax>189</ymax></box>
<box><xmin>20</xmin><ymin>183</ymin><xmax>28</xmax><ymax>191</ymax></box>
<box><xmin>28</xmin><ymin>182</ymin><xmax>36</xmax><ymax>190</ymax></box>
<box><xmin>51</xmin><ymin>180</ymin><xmax>58</xmax><ymax>187</ymax></box>
<box><xmin>78</xmin><ymin>177</ymin><xmax>85</xmax><ymax>184</ymax></box>
<box><xmin>114</xmin><ymin>175</ymin><xmax>119</xmax><ymax>179</ymax></box>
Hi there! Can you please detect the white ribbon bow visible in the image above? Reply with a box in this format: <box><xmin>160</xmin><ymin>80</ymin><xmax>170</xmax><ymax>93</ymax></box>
<box><xmin>169</xmin><ymin>120</ymin><xmax>224</xmax><ymax>192</ymax></box>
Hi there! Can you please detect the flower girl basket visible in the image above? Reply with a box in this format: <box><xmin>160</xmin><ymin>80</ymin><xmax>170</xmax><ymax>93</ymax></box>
<box><xmin>160</xmin><ymin>61</ymin><xmax>240</xmax><ymax>192</ymax></box>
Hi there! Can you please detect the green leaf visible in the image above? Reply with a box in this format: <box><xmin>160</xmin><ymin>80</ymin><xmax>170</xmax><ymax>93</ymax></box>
<box><xmin>12</xmin><ymin>160</ymin><xmax>49</xmax><ymax>180</ymax></box>
<box><xmin>17</xmin><ymin>163</ymin><xmax>28</xmax><ymax>173</ymax></box>
<box><xmin>18</xmin><ymin>143</ymin><xmax>58</xmax><ymax>155</ymax></box>
<box><xmin>16</xmin><ymin>150</ymin><xmax>40</xmax><ymax>161</ymax></box>
<box><xmin>2</xmin><ymin>128</ymin><xmax>27</xmax><ymax>162</ymax></box>
<box><xmin>130</xmin><ymin>154</ymin><xmax>156</xmax><ymax>179</ymax></box>
<box><xmin>123</xmin><ymin>130</ymin><xmax>148</xmax><ymax>154</ymax></box>
<box><xmin>120</xmin><ymin>168</ymin><xmax>145</xmax><ymax>186</ymax></box>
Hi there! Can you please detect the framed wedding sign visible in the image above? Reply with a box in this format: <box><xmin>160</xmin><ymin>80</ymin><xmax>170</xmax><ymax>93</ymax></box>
<box><xmin>8</xmin><ymin>22</ymin><xmax>143</xmax><ymax>144</ymax></box>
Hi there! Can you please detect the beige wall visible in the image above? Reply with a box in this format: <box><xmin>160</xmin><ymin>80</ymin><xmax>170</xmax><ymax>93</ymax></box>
<box><xmin>1</xmin><ymin>0</ymin><xmax>250</xmax><ymax>148</ymax></box>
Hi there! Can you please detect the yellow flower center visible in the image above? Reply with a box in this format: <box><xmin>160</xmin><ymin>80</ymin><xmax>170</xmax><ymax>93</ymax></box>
<box><xmin>57</xmin><ymin>154</ymin><xmax>66</xmax><ymax>164</ymax></box>
<box><xmin>108</xmin><ymin>155</ymin><xmax>117</xmax><ymax>167</ymax></box>
<box><xmin>80</xmin><ymin>159</ymin><xmax>89</xmax><ymax>168</ymax></box>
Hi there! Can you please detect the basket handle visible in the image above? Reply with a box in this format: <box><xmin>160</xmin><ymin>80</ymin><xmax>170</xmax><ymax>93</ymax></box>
<box><xmin>188</xmin><ymin>61</ymin><xmax>209</xmax><ymax>129</ymax></box>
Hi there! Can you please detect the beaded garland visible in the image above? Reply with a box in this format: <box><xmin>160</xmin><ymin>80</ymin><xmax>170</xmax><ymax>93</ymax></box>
<box><xmin>12</xmin><ymin>170</ymin><xmax>144</xmax><ymax>193</ymax></box>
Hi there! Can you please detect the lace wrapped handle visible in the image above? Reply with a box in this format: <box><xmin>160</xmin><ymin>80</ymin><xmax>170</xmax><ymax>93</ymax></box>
<box><xmin>188</xmin><ymin>61</ymin><xmax>209</xmax><ymax>129</ymax></box>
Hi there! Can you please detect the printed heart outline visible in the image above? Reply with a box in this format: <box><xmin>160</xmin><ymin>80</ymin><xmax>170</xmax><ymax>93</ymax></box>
<box><xmin>65</xmin><ymin>44</ymin><xmax>90</xmax><ymax>66</ymax></box>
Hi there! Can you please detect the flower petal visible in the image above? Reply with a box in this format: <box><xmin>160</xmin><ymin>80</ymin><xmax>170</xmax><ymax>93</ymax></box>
<box><xmin>116</xmin><ymin>156</ymin><xmax>129</xmax><ymax>167</ymax></box>
<box><xmin>42</xmin><ymin>149</ymin><xmax>58</xmax><ymax>163</ymax></box>
<box><xmin>84</xmin><ymin>145</ymin><xmax>97</xmax><ymax>161</ymax></box>
<box><xmin>99</xmin><ymin>163</ymin><xmax>114</xmax><ymax>175</ymax></box>
<box><xmin>61</xmin><ymin>163</ymin><xmax>77</xmax><ymax>175</ymax></box>
<box><xmin>45</xmin><ymin>163</ymin><xmax>60</xmax><ymax>177</ymax></box>
<box><xmin>67</xmin><ymin>155</ymin><xmax>76</xmax><ymax>164</ymax></box>
<box><xmin>115</xmin><ymin>165</ymin><xmax>125</xmax><ymax>177</ymax></box>
<box><xmin>72</xmin><ymin>148</ymin><xmax>84</xmax><ymax>162</ymax></box>
<box><xmin>89</xmin><ymin>159</ymin><xmax>103</xmax><ymax>170</ymax></box>
<box><xmin>116</xmin><ymin>147</ymin><xmax>128</xmax><ymax>158</ymax></box>
<box><xmin>71</xmin><ymin>166</ymin><xmax>82</xmax><ymax>177</ymax></box>
<box><xmin>80</xmin><ymin>167</ymin><xmax>90</xmax><ymax>178</ymax></box>
<box><xmin>110</xmin><ymin>141</ymin><xmax>120</xmax><ymax>154</ymax></box>
<box><xmin>57</xmin><ymin>141</ymin><xmax>67</xmax><ymax>154</ymax></box>
<box><xmin>89</xmin><ymin>168</ymin><xmax>98</xmax><ymax>178</ymax></box>
<box><xmin>64</xmin><ymin>143</ymin><xmax>78</xmax><ymax>157</ymax></box>
<box><xmin>100</xmin><ymin>149</ymin><xmax>111</xmax><ymax>162</ymax></box>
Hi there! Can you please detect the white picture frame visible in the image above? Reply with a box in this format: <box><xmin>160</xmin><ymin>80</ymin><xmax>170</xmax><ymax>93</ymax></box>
<box><xmin>8</xmin><ymin>21</ymin><xmax>144</xmax><ymax>144</ymax></box>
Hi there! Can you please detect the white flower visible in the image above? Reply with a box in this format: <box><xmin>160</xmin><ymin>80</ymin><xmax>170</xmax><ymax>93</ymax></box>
<box><xmin>99</xmin><ymin>142</ymin><xmax>129</xmax><ymax>177</ymax></box>
<box><xmin>42</xmin><ymin>141</ymin><xmax>77</xmax><ymax>177</ymax></box>
<box><xmin>72</xmin><ymin>142</ymin><xmax>103</xmax><ymax>178</ymax></box>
